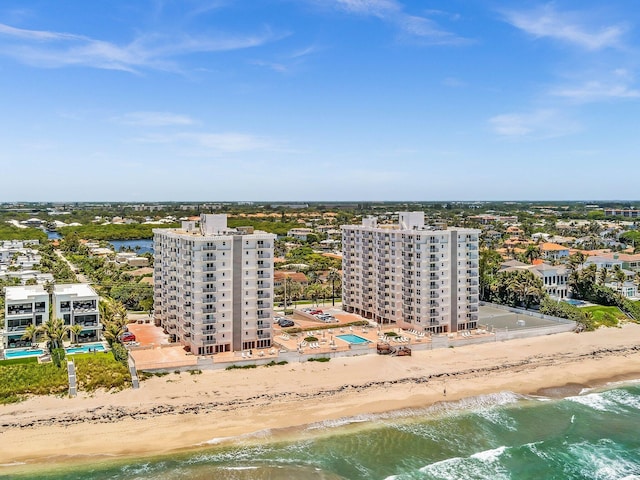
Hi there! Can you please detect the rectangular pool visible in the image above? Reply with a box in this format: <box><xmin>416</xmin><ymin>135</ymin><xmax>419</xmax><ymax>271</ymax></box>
<box><xmin>336</xmin><ymin>334</ymin><xmax>371</xmax><ymax>345</ymax></box>
<box><xmin>3</xmin><ymin>347</ymin><xmax>44</xmax><ymax>359</ymax></box>
<box><xmin>66</xmin><ymin>343</ymin><xmax>107</xmax><ymax>355</ymax></box>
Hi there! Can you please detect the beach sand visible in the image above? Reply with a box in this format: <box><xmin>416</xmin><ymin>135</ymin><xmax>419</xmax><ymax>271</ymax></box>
<box><xmin>1</xmin><ymin>324</ymin><xmax>640</xmax><ymax>467</ymax></box>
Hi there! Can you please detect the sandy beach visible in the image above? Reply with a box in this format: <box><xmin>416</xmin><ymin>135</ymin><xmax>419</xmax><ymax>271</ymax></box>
<box><xmin>1</xmin><ymin>324</ymin><xmax>640</xmax><ymax>467</ymax></box>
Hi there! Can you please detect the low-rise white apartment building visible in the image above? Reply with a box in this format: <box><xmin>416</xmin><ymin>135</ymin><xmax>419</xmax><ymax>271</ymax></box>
<box><xmin>153</xmin><ymin>214</ymin><xmax>276</xmax><ymax>355</ymax></box>
<box><xmin>53</xmin><ymin>284</ymin><xmax>101</xmax><ymax>343</ymax></box>
<box><xmin>287</xmin><ymin>227</ymin><xmax>314</xmax><ymax>241</ymax></box>
<box><xmin>2</xmin><ymin>285</ymin><xmax>49</xmax><ymax>349</ymax></box>
<box><xmin>342</xmin><ymin>212</ymin><xmax>480</xmax><ymax>334</ymax></box>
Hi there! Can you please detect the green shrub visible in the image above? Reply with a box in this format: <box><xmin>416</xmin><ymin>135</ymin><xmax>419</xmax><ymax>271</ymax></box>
<box><xmin>51</xmin><ymin>348</ymin><xmax>66</xmax><ymax>368</ymax></box>
<box><xmin>189</xmin><ymin>369</ymin><xmax>202</xmax><ymax>375</ymax></box>
<box><xmin>304</xmin><ymin>336</ymin><xmax>318</xmax><ymax>342</ymax></box>
<box><xmin>74</xmin><ymin>355</ymin><xmax>131</xmax><ymax>392</ymax></box>
<box><xmin>111</xmin><ymin>343</ymin><xmax>129</xmax><ymax>366</ymax></box>
<box><xmin>307</xmin><ymin>357</ymin><xmax>330</xmax><ymax>362</ymax></box>
<box><xmin>264</xmin><ymin>360</ymin><xmax>288</xmax><ymax>367</ymax></box>
<box><xmin>225</xmin><ymin>364</ymin><xmax>257</xmax><ymax>370</ymax></box>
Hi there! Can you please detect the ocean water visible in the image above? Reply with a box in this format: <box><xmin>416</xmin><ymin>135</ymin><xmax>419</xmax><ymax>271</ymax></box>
<box><xmin>3</xmin><ymin>383</ymin><xmax>640</xmax><ymax>480</ymax></box>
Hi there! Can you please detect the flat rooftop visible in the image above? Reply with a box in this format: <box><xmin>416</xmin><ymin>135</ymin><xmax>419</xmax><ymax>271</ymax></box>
<box><xmin>4</xmin><ymin>285</ymin><xmax>47</xmax><ymax>302</ymax></box>
<box><xmin>53</xmin><ymin>283</ymin><xmax>98</xmax><ymax>297</ymax></box>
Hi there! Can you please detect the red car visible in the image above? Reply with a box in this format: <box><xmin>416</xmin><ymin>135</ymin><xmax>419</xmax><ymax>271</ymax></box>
<box><xmin>120</xmin><ymin>332</ymin><xmax>136</xmax><ymax>343</ymax></box>
<box><xmin>310</xmin><ymin>309</ymin><xmax>323</xmax><ymax>315</ymax></box>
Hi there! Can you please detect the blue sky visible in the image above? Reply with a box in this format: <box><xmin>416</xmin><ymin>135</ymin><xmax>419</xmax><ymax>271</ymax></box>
<box><xmin>0</xmin><ymin>0</ymin><xmax>638</xmax><ymax>202</ymax></box>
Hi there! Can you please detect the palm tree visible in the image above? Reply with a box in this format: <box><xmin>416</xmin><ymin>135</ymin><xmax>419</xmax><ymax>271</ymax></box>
<box><xmin>513</xmin><ymin>272</ymin><xmax>544</xmax><ymax>308</ymax></box>
<box><xmin>326</xmin><ymin>268</ymin><xmax>341</xmax><ymax>306</ymax></box>
<box><xmin>614</xmin><ymin>267</ymin><xmax>626</xmax><ymax>294</ymax></box>
<box><xmin>99</xmin><ymin>296</ymin><xmax>129</xmax><ymax>345</ymax></box>
<box><xmin>40</xmin><ymin>318</ymin><xmax>70</xmax><ymax>351</ymax></box>
<box><xmin>524</xmin><ymin>245</ymin><xmax>541</xmax><ymax>264</ymax></box>
<box><xmin>584</xmin><ymin>264</ymin><xmax>598</xmax><ymax>287</ymax></box>
<box><xmin>103</xmin><ymin>322</ymin><xmax>124</xmax><ymax>346</ymax></box>
<box><xmin>70</xmin><ymin>324</ymin><xmax>83</xmax><ymax>345</ymax></box>
<box><xmin>21</xmin><ymin>323</ymin><xmax>41</xmax><ymax>346</ymax></box>
<box><xmin>598</xmin><ymin>267</ymin><xmax>609</xmax><ymax>286</ymax></box>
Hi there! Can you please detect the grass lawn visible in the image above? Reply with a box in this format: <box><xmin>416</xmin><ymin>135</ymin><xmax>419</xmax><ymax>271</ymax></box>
<box><xmin>0</xmin><ymin>362</ymin><xmax>68</xmax><ymax>404</ymax></box>
<box><xmin>0</xmin><ymin>351</ymin><xmax>131</xmax><ymax>404</ymax></box>
<box><xmin>581</xmin><ymin>305</ymin><xmax>628</xmax><ymax>328</ymax></box>
<box><xmin>74</xmin><ymin>352</ymin><xmax>131</xmax><ymax>392</ymax></box>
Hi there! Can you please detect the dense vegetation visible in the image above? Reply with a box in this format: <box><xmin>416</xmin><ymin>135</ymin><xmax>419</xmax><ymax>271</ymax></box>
<box><xmin>227</xmin><ymin>218</ymin><xmax>301</xmax><ymax>236</ymax></box>
<box><xmin>0</xmin><ymin>224</ymin><xmax>47</xmax><ymax>241</ymax></box>
<box><xmin>61</xmin><ymin>234</ymin><xmax>153</xmax><ymax>311</ymax></box>
<box><xmin>75</xmin><ymin>353</ymin><xmax>131</xmax><ymax>391</ymax></box>
<box><xmin>0</xmin><ymin>361</ymin><xmax>68</xmax><ymax>404</ymax></box>
<box><xmin>0</xmin><ymin>352</ymin><xmax>131</xmax><ymax>404</ymax></box>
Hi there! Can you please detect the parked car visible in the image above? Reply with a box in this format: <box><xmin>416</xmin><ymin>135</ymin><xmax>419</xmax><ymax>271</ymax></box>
<box><xmin>120</xmin><ymin>332</ymin><xmax>136</xmax><ymax>342</ymax></box>
<box><xmin>277</xmin><ymin>319</ymin><xmax>295</xmax><ymax>328</ymax></box>
<box><xmin>310</xmin><ymin>309</ymin><xmax>323</xmax><ymax>315</ymax></box>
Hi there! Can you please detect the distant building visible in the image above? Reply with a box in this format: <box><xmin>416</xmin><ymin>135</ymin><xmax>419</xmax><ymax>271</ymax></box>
<box><xmin>287</xmin><ymin>228</ymin><xmax>314</xmax><ymax>241</ymax></box>
<box><xmin>540</xmin><ymin>243</ymin><xmax>570</xmax><ymax>261</ymax></box>
<box><xmin>342</xmin><ymin>212</ymin><xmax>480</xmax><ymax>334</ymax></box>
<box><xmin>604</xmin><ymin>209</ymin><xmax>640</xmax><ymax>218</ymax></box>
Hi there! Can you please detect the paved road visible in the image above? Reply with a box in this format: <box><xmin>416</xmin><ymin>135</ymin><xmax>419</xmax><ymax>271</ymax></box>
<box><xmin>54</xmin><ymin>250</ymin><xmax>90</xmax><ymax>283</ymax></box>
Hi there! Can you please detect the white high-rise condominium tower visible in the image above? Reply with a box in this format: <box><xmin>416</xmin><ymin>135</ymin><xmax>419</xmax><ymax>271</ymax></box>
<box><xmin>153</xmin><ymin>214</ymin><xmax>276</xmax><ymax>355</ymax></box>
<box><xmin>342</xmin><ymin>212</ymin><xmax>480</xmax><ymax>334</ymax></box>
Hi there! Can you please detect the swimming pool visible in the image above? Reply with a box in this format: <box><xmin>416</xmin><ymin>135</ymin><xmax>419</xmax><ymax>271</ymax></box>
<box><xmin>3</xmin><ymin>347</ymin><xmax>44</xmax><ymax>359</ymax></box>
<box><xmin>336</xmin><ymin>334</ymin><xmax>371</xmax><ymax>345</ymax></box>
<box><xmin>65</xmin><ymin>343</ymin><xmax>107</xmax><ymax>355</ymax></box>
<box><xmin>565</xmin><ymin>299</ymin><xmax>585</xmax><ymax>306</ymax></box>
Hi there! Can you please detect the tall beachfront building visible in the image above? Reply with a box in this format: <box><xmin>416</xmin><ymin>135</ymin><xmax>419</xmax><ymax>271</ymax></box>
<box><xmin>153</xmin><ymin>214</ymin><xmax>276</xmax><ymax>355</ymax></box>
<box><xmin>341</xmin><ymin>212</ymin><xmax>480</xmax><ymax>334</ymax></box>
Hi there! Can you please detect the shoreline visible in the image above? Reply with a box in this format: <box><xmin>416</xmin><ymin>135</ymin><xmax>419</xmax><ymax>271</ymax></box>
<box><xmin>1</xmin><ymin>324</ymin><xmax>640</xmax><ymax>471</ymax></box>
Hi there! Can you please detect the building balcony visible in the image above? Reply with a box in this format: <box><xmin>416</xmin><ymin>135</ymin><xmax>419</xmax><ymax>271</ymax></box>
<box><xmin>202</xmin><ymin>318</ymin><xmax>216</xmax><ymax>325</ymax></box>
<box><xmin>7</xmin><ymin>309</ymin><xmax>34</xmax><ymax>316</ymax></box>
<box><xmin>257</xmin><ymin>313</ymin><xmax>270</xmax><ymax>319</ymax></box>
<box><xmin>203</xmin><ymin>339</ymin><xmax>217</xmax><ymax>345</ymax></box>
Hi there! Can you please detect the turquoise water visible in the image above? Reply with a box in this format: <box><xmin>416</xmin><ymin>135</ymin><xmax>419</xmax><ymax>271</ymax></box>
<box><xmin>3</xmin><ymin>348</ymin><xmax>44</xmax><ymax>359</ymax></box>
<box><xmin>4</xmin><ymin>343</ymin><xmax>105</xmax><ymax>359</ymax></box>
<box><xmin>65</xmin><ymin>343</ymin><xmax>106</xmax><ymax>355</ymax></box>
<box><xmin>3</xmin><ymin>383</ymin><xmax>640</xmax><ymax>479</ymax></box>
<box><xmin>337</xmin><ymin>334</ymin><xmax>371</xmax><ymax>344</ymax></box>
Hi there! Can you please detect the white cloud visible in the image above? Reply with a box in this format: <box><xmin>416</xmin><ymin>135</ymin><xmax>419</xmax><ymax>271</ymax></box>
<box><xmin>503</xmin><ymin>4</ymin><xmax>625</xmax><ymax>50</ymax></box>
<box><xmin>552</xmin><ymin>81</ymin><xmax>640</xmax><ymax>101</ymax></box>
<box><xmin>115</xmin><ymin>112</ymin><xmax>196</xmax><ymax>127</ymax></box>
<box><xmin>317</xmin><ymin>0</ymin><xmax>467</xmax><ymax>45</ymax></box>
<box><xmin>489</xmin><ymin>109</ymin><xmax>579</xmax><ymax>138</ymax></box>
<box><xmin>136</xmin><ymin>132</ymin><xmax>281</xmax><ymax>153</ymax></box>
<box><xmin>0</xmin><ymin>23</ymin><xmax>280</xmax><ymax>72</ymax></box>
